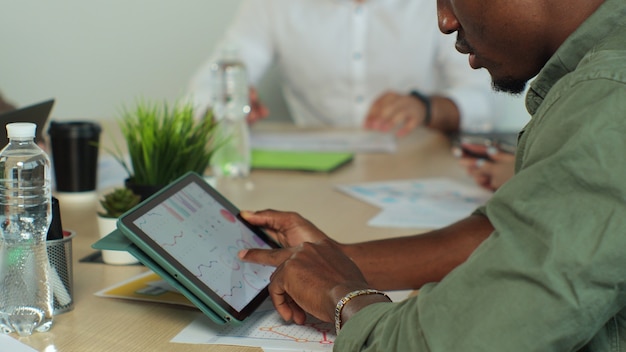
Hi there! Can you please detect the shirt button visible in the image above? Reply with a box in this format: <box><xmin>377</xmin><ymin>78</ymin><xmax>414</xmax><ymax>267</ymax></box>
<box><xmin>353</xmin><ymin>52</ymin><xmax>362</xmax><ymax>60</ymax></box>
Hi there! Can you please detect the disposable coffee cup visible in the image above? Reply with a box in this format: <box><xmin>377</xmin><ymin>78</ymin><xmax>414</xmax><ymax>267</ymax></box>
<box><xmin>48</xmin><ymin>121</ymin><xmax>102</xmax><ymax>192</ymax></box>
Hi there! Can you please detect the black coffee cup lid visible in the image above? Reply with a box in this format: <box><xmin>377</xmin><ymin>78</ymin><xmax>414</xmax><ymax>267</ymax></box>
<box><xmin>48</xmin><ymin>121</ymin><xmax>102</xmax><ymax>138</ymax></box>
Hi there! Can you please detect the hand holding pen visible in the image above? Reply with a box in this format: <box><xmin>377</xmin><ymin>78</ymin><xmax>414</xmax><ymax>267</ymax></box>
<box><xmin>453</xmin><ymin>140</ymin><xmax>516</xmax><ymax>191</ymax></box>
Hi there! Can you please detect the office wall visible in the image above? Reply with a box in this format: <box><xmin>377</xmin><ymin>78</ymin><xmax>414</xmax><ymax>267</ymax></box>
<box><xmin>492</xmin><ymin>89</ymin><xmax>529</xmax><ymax>132</ymax></box>
<box><xmin>0</xmin><ymin>0</ymin><xmax>253</xmax><ymax>121</ymax></box>
<box><xmin>1</xmin><ymin>1</ymin><xmax>527</xmax><ymax>130</ymax></box>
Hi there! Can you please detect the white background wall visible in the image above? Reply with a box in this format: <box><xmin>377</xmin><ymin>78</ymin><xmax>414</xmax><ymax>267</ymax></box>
<box><xmin>1</xmin><ymin>0</ymin><xmax>245</xmax><ymax>121</ymax></box>
<box><xmin>1</xmin><ymin>0</ymin><xmax>528</xmax><ymax>130</ymax></box>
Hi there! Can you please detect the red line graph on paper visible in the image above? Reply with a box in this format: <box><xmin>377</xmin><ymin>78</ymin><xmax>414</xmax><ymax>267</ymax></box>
<box><xmin>259</xmin><ymin>321</ymin><xmax>334</xmax><ymax>344</ymax></box>
<box><xmin>213</xmin><ymin>308</ymin><xmax>336</xmax><ymax>349</ymax></box>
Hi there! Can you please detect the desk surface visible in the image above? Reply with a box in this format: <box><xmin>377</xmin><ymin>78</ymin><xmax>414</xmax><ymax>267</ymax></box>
<box><xmin>17</xmin><ymin>123</ymin><xmax>469</xmax><ymax>352</ymax></box>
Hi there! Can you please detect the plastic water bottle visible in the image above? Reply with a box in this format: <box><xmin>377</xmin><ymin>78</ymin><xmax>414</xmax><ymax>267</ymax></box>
<box><xmin>0</xmin><ymin>122</ymin><xmax>53</xmax><ymax>336</ymax></box>
<box><xmin>210</xmin><ymin>45</ymin><xmax>252</xmax><ymax>178</ymax></box>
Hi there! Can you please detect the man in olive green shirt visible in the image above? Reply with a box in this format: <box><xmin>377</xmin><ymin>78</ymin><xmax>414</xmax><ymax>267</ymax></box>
<box><xmin>238</xmin><ymin>0</ymin><xmax>626</xmax><ymax>350</ymax></box>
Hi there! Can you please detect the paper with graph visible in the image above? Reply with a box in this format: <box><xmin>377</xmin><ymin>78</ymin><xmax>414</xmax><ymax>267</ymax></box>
<box><xmin>172</xmin><ymin>300</ymin><xmax>335</xmax><ymax>351</ymax></box>
<box><xmin>97</xmin><ymin>271</ymin><xmax>334</xmax><ymax>351</ymax></box>
<box><xmin>336</xmin><ymin>178</ymin><xmax>493</xmax><ymax>229</ymax></box>
<box><xmin>97</xmin><ymin>271</ymin><xmax>411</xmax><ymax>351</ymax></box>
<box><xmin>171</xmin><ymin>290</ymin><xmax>411</xmax><ymax>351</ymax></box>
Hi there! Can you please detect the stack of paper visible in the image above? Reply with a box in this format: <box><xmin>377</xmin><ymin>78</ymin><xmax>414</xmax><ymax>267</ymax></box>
<box><xmin>250</xmin><ymin>129</ymin><xmax>396</xmax><ymax>153</ymax></box>
<box><xmin>336</xmin><ymin>178</ymin><xmax>493</xmax><ymax>229</ymax></box>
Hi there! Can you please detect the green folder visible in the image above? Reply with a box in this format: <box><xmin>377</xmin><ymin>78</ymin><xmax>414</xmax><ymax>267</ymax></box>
<box><xmin>251</xmin><ymin>149</ymin><xmax>354</xmax><ymax>172</ymax></box>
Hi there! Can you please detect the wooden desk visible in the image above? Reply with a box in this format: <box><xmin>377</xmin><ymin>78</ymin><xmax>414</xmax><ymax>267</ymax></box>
<box><xmin>16</xmin><ymin>124</ymin><xmax>469</xmax><ymax>351</ymax></box>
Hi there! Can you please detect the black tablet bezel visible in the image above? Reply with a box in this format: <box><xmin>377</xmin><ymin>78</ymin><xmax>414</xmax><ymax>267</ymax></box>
<box><xmin>119</xmin><ymin>172</ymin><xmax>279</xmax><ymax>322</ymax></box>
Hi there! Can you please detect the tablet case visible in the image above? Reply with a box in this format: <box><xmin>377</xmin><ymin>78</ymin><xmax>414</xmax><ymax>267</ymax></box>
<box><xmin>92</xmin><ymin>229</ymin><xmax>227</xmax><ymax>325</ymax></box>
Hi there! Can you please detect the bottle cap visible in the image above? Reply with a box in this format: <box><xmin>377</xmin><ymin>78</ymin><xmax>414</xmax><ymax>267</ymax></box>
<box><xmin>47</xmin><ymin>121</ymin><xmax>102</xmax><ymax>139</ymax></box>
<box><xmin>6</xmin><ymin>122</ymin><xmax>37</xmax><ymax>139</ymax></box>
<box><xmin>220</xmin><ymin>42</ymin><xmax>241</xmax><ymax>61</ymax></box>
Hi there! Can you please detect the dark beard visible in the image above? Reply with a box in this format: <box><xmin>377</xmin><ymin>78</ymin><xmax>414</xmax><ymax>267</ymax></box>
<box><xmin>492</xmin><ymin>77</ymin><xmax>528</xmax><ymax>94</ymax></box>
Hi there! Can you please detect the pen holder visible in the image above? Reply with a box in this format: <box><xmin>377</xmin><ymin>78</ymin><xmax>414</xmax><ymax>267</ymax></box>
<box><xmin>46</xmin><ymin>230</ymin><xmax>76</xmax><ymax>314</ymax></box>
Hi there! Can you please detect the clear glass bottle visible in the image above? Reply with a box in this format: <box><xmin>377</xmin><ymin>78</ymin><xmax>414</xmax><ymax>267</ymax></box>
<box><xmin>210</xmin><ymin>45</ymin><xmax>252</xmax><ymax>178</ymax></box>
<box><xmin>0</xmin><ymin>122</ymin><xmax>53</xmax><ymax>336</ymax></box>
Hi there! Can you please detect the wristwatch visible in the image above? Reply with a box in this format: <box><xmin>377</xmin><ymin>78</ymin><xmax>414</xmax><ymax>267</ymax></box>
<box><xmin>410</xmin><ymin>90</ymin><xmax>432</xmax><ymax>126</ymax></box>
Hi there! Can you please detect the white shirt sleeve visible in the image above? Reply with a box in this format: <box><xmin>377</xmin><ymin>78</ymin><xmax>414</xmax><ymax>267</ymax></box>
<box><xmin>432</xmin><ymin>32</ymin><xmax>497</xmax><ymax>132</ymax></box>
<box><xmin>187</xmin><ymin>0</ymin><xmax>500</xmax><ymax>131</ymax></box>
<box><xmin>187</xmin><ymin>0</ymin><xmax>275</xmax><ymax>117</ymax></box>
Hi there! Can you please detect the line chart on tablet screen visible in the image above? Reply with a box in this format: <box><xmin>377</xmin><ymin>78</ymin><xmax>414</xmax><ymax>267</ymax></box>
<box><xmin>133</xmin><ymin>182</ymin><xmax>275</xmax><ymax>311</ymax></box>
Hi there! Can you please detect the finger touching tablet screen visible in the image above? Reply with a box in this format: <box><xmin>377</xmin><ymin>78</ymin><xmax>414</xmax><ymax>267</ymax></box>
<box><xmin>117</xmin><ymin>172</ymin><xmax>279</xmax><ymax>323</ymax></box>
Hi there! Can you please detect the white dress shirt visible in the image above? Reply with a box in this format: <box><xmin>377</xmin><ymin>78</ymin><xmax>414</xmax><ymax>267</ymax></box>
<box><xmin>189</xmin><ymin>0</ymin><xmax>496</xmax><ymax>131</ymax></box>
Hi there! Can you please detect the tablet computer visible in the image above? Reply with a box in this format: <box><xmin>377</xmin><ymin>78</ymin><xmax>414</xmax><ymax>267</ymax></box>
<box><xmin>116</xmin><ymin>172</ymin><xmax>279</xmax><ymax>324</ymax></box>
<box><xmin>92</xmin><ymin>229</ymin><xmax>228</xmax><ymax>324</ymax></box>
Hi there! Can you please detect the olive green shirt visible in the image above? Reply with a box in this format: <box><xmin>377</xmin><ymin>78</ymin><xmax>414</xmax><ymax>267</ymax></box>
<box><xmin>335</xmin><ymin>0</ymin><xmax>626</xmax><ymax>350</ymax></box>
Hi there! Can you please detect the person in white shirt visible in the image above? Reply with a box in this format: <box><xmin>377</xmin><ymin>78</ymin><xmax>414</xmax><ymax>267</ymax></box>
<box><xmin>189</xmin><ymin>0</ymin><xmax>496</xmax><ymax>136</ymax></box>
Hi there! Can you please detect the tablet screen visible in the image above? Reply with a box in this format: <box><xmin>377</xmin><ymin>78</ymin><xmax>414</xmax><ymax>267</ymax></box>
<box><xmin>120</xmin><ymin>173</ymin><xmax>277</xmax><ymax>320</ymax></box>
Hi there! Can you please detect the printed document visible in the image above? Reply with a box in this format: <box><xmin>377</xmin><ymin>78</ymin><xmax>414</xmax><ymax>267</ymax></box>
<box><xmin>336</xmin><ymin>178</ymin><xmax>493</xmax><ymax>229</ymax></box>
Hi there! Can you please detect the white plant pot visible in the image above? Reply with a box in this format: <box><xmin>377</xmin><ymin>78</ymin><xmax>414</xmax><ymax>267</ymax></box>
<box><xmin>97</xmin><ymin>216</ymin><xmax>139</xmax><ymax>265</ymax></box>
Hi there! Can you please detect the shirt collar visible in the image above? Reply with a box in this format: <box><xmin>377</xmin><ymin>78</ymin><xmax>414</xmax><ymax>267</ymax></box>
<box><xmin>527</xmin><ymin>0</ymin><xmax>626</xmax><ymax>114</ymax></box>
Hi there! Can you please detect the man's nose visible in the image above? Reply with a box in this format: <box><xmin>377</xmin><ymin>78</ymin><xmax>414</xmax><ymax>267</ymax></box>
<box><xmin>437</xmin><ymin>0</ymin><xmax>459</xmax><ymax>35</ymax></box>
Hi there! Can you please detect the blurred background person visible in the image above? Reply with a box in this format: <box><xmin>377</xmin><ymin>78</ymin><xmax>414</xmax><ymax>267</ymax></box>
<box><xmin>188</xmin><ymin>0</ymin><xmax>498</xmax><ymax>137</ymax></box>
<box><xmin>454</xmin><ymin>89</ymin><xmax>530</xmax><ymax>191</ymax></box>
<box><xmin>456</xmin><ymin>142</ymin><xmax>516</xmax><ymax>191</ymax></box>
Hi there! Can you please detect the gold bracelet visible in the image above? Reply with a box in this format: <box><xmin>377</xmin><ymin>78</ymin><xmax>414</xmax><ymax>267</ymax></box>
<box><xmin>334</xmin><ymin>289</ymin><xmax>391</xmax><ymax>334</ymax></box>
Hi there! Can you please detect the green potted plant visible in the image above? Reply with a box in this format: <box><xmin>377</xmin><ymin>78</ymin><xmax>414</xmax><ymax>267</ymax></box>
<box><xmin>96</xmin><ymin>188</ymin><xmax>141</xmax><ymax>265</ymax></box>
<box><xmin>108</xmin><ymin>99</ymin><xmax>220</xmax><ymax>200</ymax></box>
<box><xmin>97</xmin><ymin>187</ymin><xmax>141</xmax><ymax>218</ymax></box>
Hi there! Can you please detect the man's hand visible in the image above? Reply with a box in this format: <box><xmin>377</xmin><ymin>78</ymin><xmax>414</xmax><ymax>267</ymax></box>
<box><xmin>239</xmin><ymin>210</ymin><xmax>374</xmax><ymax>324</ymax></box>
<box><xmin>364</xmin><ymin>91</ymin><xmax>427</xmax><ymax>136</ymax></box>
<box><xmin>455</xmin><ymin>143</ymin><xmax>516</xmax><ymax>191</ymax></box>
<box><xmin>240</xmin><ymin>209</ymin><xmax>329</xmax><ymax>248</ymax></box>
<box><xmin>239</xmin><ymin>239</ymin><xmax>370</xmax><ymax>325</ymax></box>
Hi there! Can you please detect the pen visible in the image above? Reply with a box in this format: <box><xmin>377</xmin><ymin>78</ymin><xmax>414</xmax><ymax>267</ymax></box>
<box><xmin>453</xmin><ymin>135</ymin><xmax>516</xmax><ymax>161</ymax></box>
